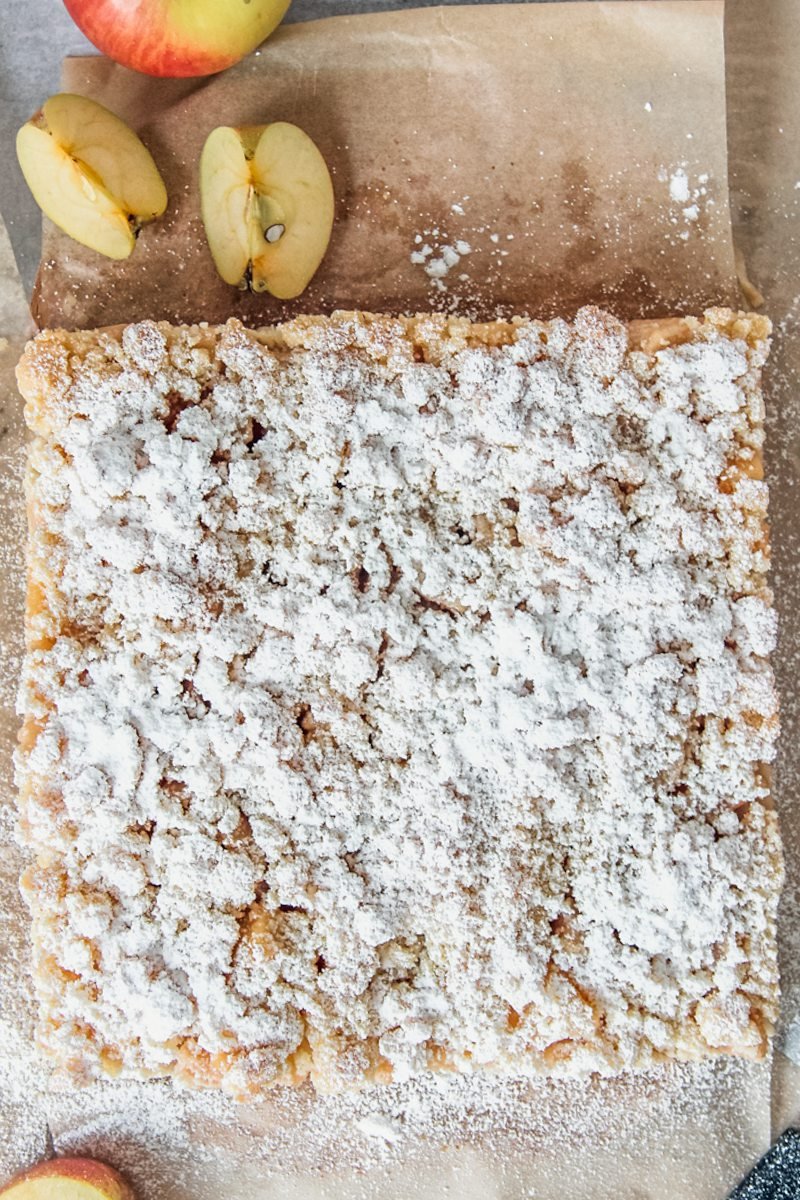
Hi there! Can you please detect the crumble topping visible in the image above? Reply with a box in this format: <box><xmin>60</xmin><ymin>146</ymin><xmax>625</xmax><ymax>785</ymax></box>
<box><xmin>16</xmin><ymin>308</ymin><xmax>780</xmax><ymax>1093</ymax></box>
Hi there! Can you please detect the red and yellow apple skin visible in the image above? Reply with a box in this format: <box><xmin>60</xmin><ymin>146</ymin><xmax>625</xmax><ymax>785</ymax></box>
<box><xmin>63</xmin><ymin>0</ymin><xmax>291</xmax><ymax>78</ymax></box>
<box><xmin>0</xmin><ymin>1158</ymin><xmax>135</xmax><ymax>1200</ymax></box>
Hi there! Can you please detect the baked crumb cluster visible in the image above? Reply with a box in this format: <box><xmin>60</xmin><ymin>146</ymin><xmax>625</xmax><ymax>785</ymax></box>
<box><xmin>16</xmin><ymin>307</ymin><xmax>781</xmax><ymax>1095</ymax></box>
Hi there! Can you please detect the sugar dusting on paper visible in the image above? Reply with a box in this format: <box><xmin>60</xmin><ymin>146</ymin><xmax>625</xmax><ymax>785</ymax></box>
<box><xmin>659</xmin><ymin>164</ymin><xmax>714</xmax><ymax>242</ymax></box>
<box><xmin>404</xmin><ymin>161</ymin><xmax>718</xmax><ymax>311</ymax></box>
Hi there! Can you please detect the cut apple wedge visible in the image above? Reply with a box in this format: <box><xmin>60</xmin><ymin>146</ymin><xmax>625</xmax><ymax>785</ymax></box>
<box><xmin>16</xmin><ymin>94</ymin><xmax>167</xmax><ymax>260</ymax></box>
<box><xmin>200</xmin><ymin>122</ymin><xmax>334</xmax><ymax>299</ymax></box>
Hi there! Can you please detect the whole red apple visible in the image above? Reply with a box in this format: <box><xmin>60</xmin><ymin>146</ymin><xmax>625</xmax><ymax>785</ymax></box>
<box><xmin>63</xmin><ymin>0</ymin><xmax>291</xmax><ymax>78</ymax></box>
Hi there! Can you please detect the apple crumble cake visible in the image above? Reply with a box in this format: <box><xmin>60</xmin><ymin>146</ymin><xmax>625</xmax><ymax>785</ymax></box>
<box><xmin>15</xmin><ymin>307</ymin><xmax>781</xmax><ymax>1096</ymax></box>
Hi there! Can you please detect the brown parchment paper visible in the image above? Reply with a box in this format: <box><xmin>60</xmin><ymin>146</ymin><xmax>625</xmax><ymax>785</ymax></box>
<box><xmin>33</xmin><ymin>2</ymin><xmax>739</xmax><ymax>329</ymax></box>
<box><xmin>2</xmin><ymin>2</ymin><xmax>799</xmax><ymax>1198</ymax></box>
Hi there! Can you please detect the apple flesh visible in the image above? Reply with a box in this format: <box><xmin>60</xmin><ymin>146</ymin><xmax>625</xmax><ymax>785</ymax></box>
<box><xmin>16</xmin><ymin>94</ymin><xmax>167</xmax><ymax>261</ymax></box>
<box><xmin>63</xmin><ymin>0</ymin><xmax>291</xmax><ymax>79</ymax></box>
<box><xmin>0</xmin><ymin>1158</ymin><xmax>135</xmax><ymax>1200</ymax></box>
<box><xmin>200</xmin><ymin>123</ymin><xmax>334</xmax><ymax>299</ymax></box>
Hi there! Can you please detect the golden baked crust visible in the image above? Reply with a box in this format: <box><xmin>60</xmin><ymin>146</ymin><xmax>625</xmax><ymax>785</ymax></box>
<box><xmin>16</xmin><ymin>308</ymin><xmax>781</xmax><ymax>1096</ymax></box>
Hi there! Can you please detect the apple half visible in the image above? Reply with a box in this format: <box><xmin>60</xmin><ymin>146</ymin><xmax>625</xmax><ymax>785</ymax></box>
<box><xmin>200</xmin><ymin>123</ymin><xmax>334</xmax><ymax>299</ymax></box>
<box><xmin>0</xmin><ymin>1158</ymin><xmax>135</xmax><ymax>1200</ymax></box>
<box><xmin>16</xmin><ymin>94</ymin><xmax>167</xmax><ymax>260</ymax></box>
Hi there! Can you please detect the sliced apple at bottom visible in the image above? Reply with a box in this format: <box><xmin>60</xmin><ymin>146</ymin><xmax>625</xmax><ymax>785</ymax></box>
<box><xmin>16</xmin><ymin>93</ymin><xmax>167</xmax><ymax>260</ymax></box>
<box><xmin>200</xmin><ymin>123</ymin><xmax>334</xmax><ymax>299</ymax></box>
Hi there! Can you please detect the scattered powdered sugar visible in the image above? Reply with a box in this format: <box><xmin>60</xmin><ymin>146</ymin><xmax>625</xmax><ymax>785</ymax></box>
<box><xmin>409</xmin><ymin>236</ymin><xmax>472</xmax><ymax>287</ymax></box>
<box><xmin>0</xmin><ymin>446</ymin><xmax>25</xmax><ymax>708</ymax></box>
<box><xmin>660</xmin><ymin>164</ymin><xmax>713</xmax><ymax>241</ymax></box>
<box><xmin>355</xmin><ymin>1113</ymin><xmax>403</xmax><ymax>1144</ymax></box>
<box><xmin>0</xmin><ymin>1051</ymin><xmax>770</xmax><ymax>1198</ymax></box>
<box><xmin>15</xmin><ymin>308</ymin><xmax>779</xmax><ymax>1100</ymax></box>
<box><xmin>669</xmin><ymin>168</ymin><xmax>691</xmax><ymax>204</ymax></box>
<box><xmin>407</xmin><ymin>217</ymin><xmax>517</xmax><ymax>311</ymax></box>
<box><xmin>0</xmin><ymin>335</ymin><xmax>47</xmax><ymax>1181</ymax></box>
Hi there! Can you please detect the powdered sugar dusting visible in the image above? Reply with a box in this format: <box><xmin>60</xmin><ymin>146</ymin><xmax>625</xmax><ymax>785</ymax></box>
<box><xmin>0</xmin><ymin>333</ymin><xmax>50</xmax><ymax>1178</ymax></box>
<box><xmin>407</xmin><ymin>207</ymin><xmax>513</xmax><ymax>309</ymax></box>
<box><xmin>48</xmin><ymin>1058</ymin><xmax>767</xmax><ymax>1188</ymax></box>
<box><xmin>410</xmin><ymin>233</ymin><xmax>472</xmax><ymax>290</ymax></box>
<box><xmin>669</xmin><ymin>168</ymin><xmax>691</xmax><ymax>204</ymax></box>
<box><xmin>15</xmin><ymin>309</ymin><xmax>779</xmax><ymax>1098</ymax></box>
<box><xmin>0</xmin><ymin>1048</ymin><xmax>767</xmax><ymax>1200</ymax></box>
<box><xmin>659</xmin><ymin>164</ymin><xmax>713</xmax><ymax>242</ymax></box>
<box><xmin>0</xmin><ymin>445</ymin><xmax>25</xmax><ymax>708</ymax></box>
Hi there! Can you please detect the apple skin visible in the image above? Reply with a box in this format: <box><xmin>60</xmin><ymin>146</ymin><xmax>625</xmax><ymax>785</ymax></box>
<box><xmin>0</xmin><ymin>1158</ymin><xmax>134</xmax><ymax>1200</ymax></box>
<box><xmin>63</xmin><ymin>0</ymin><xmax>291</xmax><ymax>78</ymax></box>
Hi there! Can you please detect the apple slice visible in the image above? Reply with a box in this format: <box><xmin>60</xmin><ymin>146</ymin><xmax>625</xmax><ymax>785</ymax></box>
<box><xmin>200</xmin><ymin>122</ymin><xmax>334</xmax><ymax>299</ymax></box>
<box><xmin>0</xmin><ymin>1158</ymin><xmax>135</xmax><ymax>1200</ymax></box>
<box><xmin>16</xmin><ymin>94</ymin><xmax>167</xmax><ymax>260</ymax></box>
